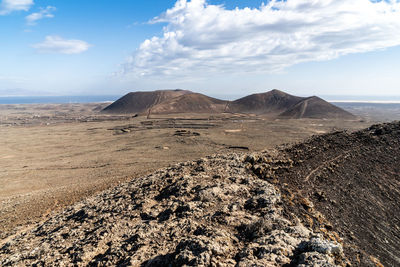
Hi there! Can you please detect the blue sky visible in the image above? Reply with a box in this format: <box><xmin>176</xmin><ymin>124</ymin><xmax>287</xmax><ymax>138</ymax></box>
<box><xmin>1</xmin><ymin>0</ymin><xmax>400</xmax><ymax>98</ymax></box>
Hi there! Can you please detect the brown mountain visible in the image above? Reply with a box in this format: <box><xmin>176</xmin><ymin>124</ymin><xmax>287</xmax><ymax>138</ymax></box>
<box><xmin>149</xmin><ymin>93</ymin><xmax>229</xmax><ymax>114</ymax></box>
<box><xmin>227</xmin><ymin>89</ymin><xmax>304</xmax><ymax>115</ymax></box>
<box><xmin>102</xmin><ymin>89</ymin><xmax>355</xmax><ymax>120</ymax></box>
<box><xmin>101</xmin><ymin>89</ymin><xmax>191</xmax><ymax>114</ymax></box>
<box><xmin>279</xmin><ymin>96</ymin><xmax>356</xmax><ymax>119</ymax></box>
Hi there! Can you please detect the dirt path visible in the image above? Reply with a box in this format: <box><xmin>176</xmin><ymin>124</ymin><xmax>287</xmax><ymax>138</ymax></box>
<box><xmin>273</xmin><ymin>123</ymin><xmax>400</xmax><ymax>266</ymax></box>
<box><xmin>304</xmin><ymin>151</ymin><xmax>347</xmax><ymax>182</ymax></box>
<box><xmin>300</xmin><ymin>99</ymin><xmax>309</xmax><ymax>118</ymax></box>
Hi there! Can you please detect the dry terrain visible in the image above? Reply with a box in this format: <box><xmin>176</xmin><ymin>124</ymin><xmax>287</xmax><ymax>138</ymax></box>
<box><xmin>0</xmin><ymin>151</ymin><xmax>347</xmax><ymax>266</ymax></box>
<box><xmin>0</xmin><ymin>103</ymin><xmax>370</xmax><ymax>241</ymax></box>
<box><xmin>1</xmin><ymin>117</ymin><xmax>398</xmax><ymax>266</ymax></box>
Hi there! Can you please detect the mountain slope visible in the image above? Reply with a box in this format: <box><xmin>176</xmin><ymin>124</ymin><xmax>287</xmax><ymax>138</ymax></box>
<box><xmin>101</xmin><ymin>89</ymin><xmax>191</xmax><ymax>114</ymax></box>
<box><xmin>279</xmin><ymin>96</ymin><xmax>356</xmax><ymax>119</ymax></box>
<box><xmin>227</xmin><ymin>89</ymin><xmax>304</xmax><ymax>115</ymax></box>
<box><xmin>246</xmin><ymin>122</ymin><xmax>400</xmax><ymax>266</ymax></box>
<box><xmin>149</xmin><ymin>93</ymin><xmax>229</xmax><ymax>114</ymax></box>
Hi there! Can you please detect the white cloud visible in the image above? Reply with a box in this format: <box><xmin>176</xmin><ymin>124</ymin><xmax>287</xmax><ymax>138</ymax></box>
<box><xmin>26</xmin><ymin>6</ymin><xmax>55</xmax><ymax>25</ymax></box>
<box><xmin>122</xmin><ymin>0</ymin><xmax>400</xmax><ymax>78</ymax></box>
<box><xmin>32</xmin><ymin>36</ymin><xmax>91</xmax><ymax>54</ymax></box>
<box><xmin>0</xmin><ymin>0</ymin><xmax>33</xmax><ymax>15</ymax></box>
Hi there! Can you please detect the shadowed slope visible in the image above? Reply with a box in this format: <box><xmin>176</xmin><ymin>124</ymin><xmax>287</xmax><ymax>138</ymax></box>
<box><xmin>102</xmin><ymin>90</ymin><xmax>191</xmax><ymax>114</ymax></box>
<box><xmin>279</xmin><ymin>96</ymin><xmax>356</xmax><ymax>119</ymax></box>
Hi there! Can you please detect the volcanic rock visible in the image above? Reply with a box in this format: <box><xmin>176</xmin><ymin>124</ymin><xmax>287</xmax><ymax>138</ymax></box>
<box><xmin>0</xmin><ymin>155</ymin><xmax>343</xmax><ymax>266</ymax></box>
<box><xmin>248</xmin><ymin>121</ymin><xmax>400</xmax><ymax>266</ymax></box>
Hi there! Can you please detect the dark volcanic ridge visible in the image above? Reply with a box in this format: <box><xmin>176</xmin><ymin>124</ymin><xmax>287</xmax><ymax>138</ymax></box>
<box><xmin>2</xmin><ymin>122</ymin><xmax>399</xmax><ymax>266</ymax></box>
<box><xmin>102</xmin><ymin>89</ymin><xmax>356</xmax><ymax>119</ymax></box>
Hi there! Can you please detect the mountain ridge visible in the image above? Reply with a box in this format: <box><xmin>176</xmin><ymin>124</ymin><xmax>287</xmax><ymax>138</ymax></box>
<box><xmin>102</xmin><ymin>89</ymin><xmax>356</xmax><ymax>119</ymax></box>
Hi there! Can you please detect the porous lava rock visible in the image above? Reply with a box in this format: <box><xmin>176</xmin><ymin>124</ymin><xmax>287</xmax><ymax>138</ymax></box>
<box><xmin>0</xmin><ymin>155</ymin><xmax>343</xmax><ymax>266</ymax></box>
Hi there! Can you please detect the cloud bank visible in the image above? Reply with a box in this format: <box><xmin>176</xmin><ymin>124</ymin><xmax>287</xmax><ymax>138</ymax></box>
<box><xmin>122</xmin><ymin>0</ymin><xmax>400</xmax><ymax>78</ymax></box>
<box><xmin>0</xmin><ymin>0</ymin><xmax>33</xmax><ymax>15</ymax></box>
<box><xmin>26</xmin><ymin>6</ymin><xmax>56</xmax><ymax>25</ymax></box>
<box><xmin>32</xmin><ymin>36</ymin><xmax>91</xmax><ymax>54</ymax></box>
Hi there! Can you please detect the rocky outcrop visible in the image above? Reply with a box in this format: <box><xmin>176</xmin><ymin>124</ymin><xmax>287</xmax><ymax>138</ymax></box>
<box><xmin>0</xmin><ymin>154</ymin><xmax>344</xmax><ymax>266</ymax></box>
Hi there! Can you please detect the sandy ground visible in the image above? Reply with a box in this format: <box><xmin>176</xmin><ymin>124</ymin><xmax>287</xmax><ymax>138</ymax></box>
<box><xmin>0</xmin><ymin>103</ymin><xmax>372</xmax><ymax>240</ymax></box>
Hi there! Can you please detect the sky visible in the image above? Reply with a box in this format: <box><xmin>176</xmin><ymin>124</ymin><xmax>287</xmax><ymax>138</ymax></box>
<box><xmin>1</xmin><ymin>0</ymin><xmax>400</xmax><ymax>98</ymax></box>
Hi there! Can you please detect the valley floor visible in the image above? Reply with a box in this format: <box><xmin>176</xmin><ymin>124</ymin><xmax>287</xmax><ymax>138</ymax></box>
<box><xmin>0</xmin><ymin>103</ymin><xmax>370</xmax><ymax>241</ymax></box>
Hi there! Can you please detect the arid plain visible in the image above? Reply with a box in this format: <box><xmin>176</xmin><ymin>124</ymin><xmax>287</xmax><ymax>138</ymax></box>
<box><xmin>0</xmin><ymin>102</ymin><xmax>376</xmax><ymax>241</ymax></box>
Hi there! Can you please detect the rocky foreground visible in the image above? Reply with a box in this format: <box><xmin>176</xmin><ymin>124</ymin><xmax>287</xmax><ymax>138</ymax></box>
<box><xmin>1</xmin><ymin>122</ymin><xmax>399</xmax><ymax>266</ymax></box>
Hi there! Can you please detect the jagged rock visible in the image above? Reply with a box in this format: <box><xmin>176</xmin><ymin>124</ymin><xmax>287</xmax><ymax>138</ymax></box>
<box><xmin>296</xmin><ymin>252</ymin><xmax>336</xmax><ymax>267</ymax></box>
<box><xmin>299</xmin><ymin>237</ymin><xmax>343</xmax><ymax>255</ymax></box>
<box><xmin>0</xmin><ymin>153</ymin><xmax>341</xmax><ymax>266</ymax></box>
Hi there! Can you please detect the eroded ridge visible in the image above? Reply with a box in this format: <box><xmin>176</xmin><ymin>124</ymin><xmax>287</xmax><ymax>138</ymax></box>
<box><xmin>0</xmin><ymin>153</ymin><xmax>344</xmax><ymax>266</ymax></box>
<box><xmin>246</xmin><ymin>122</ymin><xmax>400</xmax><ymax>266</ymax></box>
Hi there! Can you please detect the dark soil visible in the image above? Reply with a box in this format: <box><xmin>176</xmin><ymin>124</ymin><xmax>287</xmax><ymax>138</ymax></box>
<box><xmin>267</xmin><ymin>121</ymin><xmax>400</xmax><ymax>266</ymax></box>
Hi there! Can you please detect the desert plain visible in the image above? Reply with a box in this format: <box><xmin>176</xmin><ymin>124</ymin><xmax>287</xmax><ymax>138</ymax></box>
<box><xmin>0</xmin><ymin>101</ymin><xmax>378</xmax><ymax>241</ymax></box>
